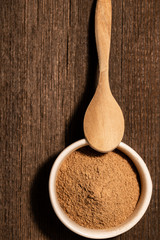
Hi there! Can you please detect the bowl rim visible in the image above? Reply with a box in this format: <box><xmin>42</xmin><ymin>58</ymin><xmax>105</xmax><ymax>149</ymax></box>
<box><xmin>49</xmin><ymin>139</ymin><xmax>152</xmax><ymax>239</ymax></box>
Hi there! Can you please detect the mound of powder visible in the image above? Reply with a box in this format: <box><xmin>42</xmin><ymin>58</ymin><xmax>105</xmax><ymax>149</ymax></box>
<box><xmin>56</xmin><ymin>147</ymin><xmax>140</xmax><ymax>229</ymax></box>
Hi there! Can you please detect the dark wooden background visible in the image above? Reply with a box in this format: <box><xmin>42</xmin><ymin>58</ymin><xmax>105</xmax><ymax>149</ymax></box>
<box><xmin>1</xmin><ymin>0</ymin><xmax>159</xmax><ymax>239</ymax></box>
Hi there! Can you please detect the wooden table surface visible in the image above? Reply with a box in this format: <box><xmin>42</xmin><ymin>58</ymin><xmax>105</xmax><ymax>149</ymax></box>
<box><xmin>1</xmin><ymin>0</ymin><xmax>159</xmax><ymax>239</ymax></box>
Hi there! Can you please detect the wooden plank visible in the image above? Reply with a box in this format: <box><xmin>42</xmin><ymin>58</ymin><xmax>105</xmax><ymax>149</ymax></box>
<box><xmin>0</xmin><ymin>0</ymin><xmax>159</xmax><ymax>239</ymax></box>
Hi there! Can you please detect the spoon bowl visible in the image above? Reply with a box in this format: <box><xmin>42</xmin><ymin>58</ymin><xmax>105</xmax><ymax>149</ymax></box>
<box><xmin>84</xmin><ymin>70</ymin><xmax>124</xmax><ymax>152</ymax></box>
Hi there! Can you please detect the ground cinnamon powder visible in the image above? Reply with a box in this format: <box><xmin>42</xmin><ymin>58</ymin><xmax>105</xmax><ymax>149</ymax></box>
<box><xmin>56</xmin><ymin>147</ymin><xmax>140</xmax><ymax>229</ymax></box>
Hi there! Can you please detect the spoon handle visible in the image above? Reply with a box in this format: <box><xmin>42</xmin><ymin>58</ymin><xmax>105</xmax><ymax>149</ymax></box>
<box><xmin>95</xmin><ymin>0</ymin><xmax>112</xmax><ymax>73</ymax></box>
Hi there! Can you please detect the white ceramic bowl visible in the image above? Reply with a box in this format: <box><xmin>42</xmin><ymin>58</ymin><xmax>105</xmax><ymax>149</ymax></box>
<box><xmin>49</xmin><ymin>139</ymin><xmax>152</xmax><ymax>239</ymax></box>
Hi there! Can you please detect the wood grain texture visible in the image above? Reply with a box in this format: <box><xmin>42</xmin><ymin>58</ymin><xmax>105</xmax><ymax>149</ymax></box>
<box><xmin>0</xmin><ymin>0</ymin><xmax>159</xmax><ymax>239</ymax></box>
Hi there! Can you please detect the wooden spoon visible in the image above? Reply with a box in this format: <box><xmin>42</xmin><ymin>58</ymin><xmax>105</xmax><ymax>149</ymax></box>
<box><xmin>83</xmin><ymin>0</ymin><xmax>124</xmax><ymax>152</ymax></box>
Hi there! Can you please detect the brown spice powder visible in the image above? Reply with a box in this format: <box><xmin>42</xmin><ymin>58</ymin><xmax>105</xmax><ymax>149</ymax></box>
<box><xmin>56</xmin><ymin>147</ymin><xmax>140</xmax><ymax>229</ymax></box>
